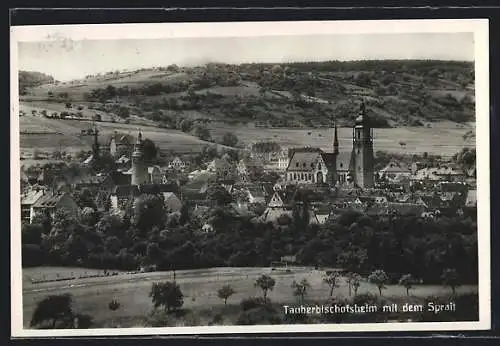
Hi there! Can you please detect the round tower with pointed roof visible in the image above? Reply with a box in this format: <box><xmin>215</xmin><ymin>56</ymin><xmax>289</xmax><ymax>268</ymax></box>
<box><xmin>131</xmin><ymin>131</ymin><xmax>148</xmax><ymax>186</ymax></box>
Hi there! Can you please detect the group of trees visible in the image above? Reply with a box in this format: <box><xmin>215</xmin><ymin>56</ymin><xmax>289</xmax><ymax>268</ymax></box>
<box><xmin>30</xmin><ymin>265</ymin><xmax>470</xmax><ymax>329</ymax></box>
<box><xmin>22</xmin><ymin>186</ymin><xmax>478</xmax><ymax>288</ymax></box>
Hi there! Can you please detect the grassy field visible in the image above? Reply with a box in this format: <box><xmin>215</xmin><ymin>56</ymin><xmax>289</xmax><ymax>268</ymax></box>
<box><xmin>18</xmin><ymin>115</ymin><xmax>475</xmax><ymax>157</ymax></box>
<box><xmin>22</xmin><ymin>266</ymin><xmax>478</xmax><ymax>328</ymax></box>
<box><xmin>210</xmin><ymin>122</ymin><xmax>475</xmax><ymax>156</ymax></box>
<box><xmin>18</xmin><ymin>116</ymin><xmax>224</xmax><ymax>154</ymax></box>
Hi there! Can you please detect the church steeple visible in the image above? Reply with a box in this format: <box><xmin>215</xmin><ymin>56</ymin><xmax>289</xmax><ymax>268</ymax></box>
<box><xmin>333</xmin><ymin>117</ymin><xmax>339</xmax><ymax>155</ymax></box>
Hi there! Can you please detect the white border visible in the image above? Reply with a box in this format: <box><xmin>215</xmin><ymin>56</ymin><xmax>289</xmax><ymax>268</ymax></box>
<box><xmin>10</xmin><ymin>19</ymin><xmax>490</xmax><ymax>337</ymax></box>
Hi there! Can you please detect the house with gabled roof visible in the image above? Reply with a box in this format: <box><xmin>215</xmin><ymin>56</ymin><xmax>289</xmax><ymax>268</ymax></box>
<box><xmin>378</xmin><ymin>160</ymin><xmax>411</xmax><ymax>183</ymax></box>
<box><xmin>31</xmin><ymin>192</ymin><xmax>79</xmax><ymax>221</ymax></box>
<box><xmin>21</xmin><ymin>187</ymin><xmax>47</xmax><ymax>223</ymax></box>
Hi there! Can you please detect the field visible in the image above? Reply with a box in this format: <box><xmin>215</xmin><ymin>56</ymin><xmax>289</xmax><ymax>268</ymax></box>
<box><xmin>18</xmin><ymin>116</ymin><xmax>224</xmax><ymax>154</ymax></box>
<box><xmin>18</xmin><ymin>115</ymin><xmax>475</xmax><ymax>157</ymax></box>
<box><xmin>22</xmin><ymin>266</ymin><xmax>478</xmax><ymax>328</ymax></box>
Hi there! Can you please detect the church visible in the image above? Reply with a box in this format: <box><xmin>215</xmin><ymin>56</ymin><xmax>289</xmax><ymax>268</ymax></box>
<box><xmin>285</xmin><ymin>102</ymin><xmax>375</xmax><ymax>189</ymax></box>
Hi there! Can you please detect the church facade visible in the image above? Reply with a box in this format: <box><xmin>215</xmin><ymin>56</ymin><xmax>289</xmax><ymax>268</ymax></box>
<box><xmin>285</xmin><ymin>102</ymin><xmax>375</xmax><ymax>189</ymax></box>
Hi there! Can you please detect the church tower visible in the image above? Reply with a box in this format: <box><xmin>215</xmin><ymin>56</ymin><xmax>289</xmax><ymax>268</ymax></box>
<box><xmin>131</xmin><ymin>131</ymin><xmax>148</xmax><ymax>186</ymax></box>
<box><xmin>333</xmin><ymin>117</ymin><xmax>339</xmax><ymax>155</ymax></box>
<box><xmin>351</xmin><ymin>101</ymin><xmax>374</xmax><ymax>188</ymax></box>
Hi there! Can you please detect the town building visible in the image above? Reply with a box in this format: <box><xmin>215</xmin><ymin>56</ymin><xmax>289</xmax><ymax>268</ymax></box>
<box><xmin>21</xmin><ymin>187</ymin><xmax>46</xmax><ymax>223</ymax></box>
<box><xmin>285</xmin><ymin>102</ymin><xmax>375</xmax><ymax>188</ymax></box>
<box><xmin>31</xmin><ymin>192</ymin><xmax>79</xmax><ymax>221</ymax></box>
<box><xmin>148</xmin><ymin>166</ymin><xmax>163</xmax><ymax>185</ymax></box>
<box><xmin>168</xmin><ymin>156</ymin><xmax>188</xmax><ymax>171</ymax></box>
<box><xmin>378</xmin><ymin>161</ymin><xmax>412</xmax><ymax>183</ymax></box>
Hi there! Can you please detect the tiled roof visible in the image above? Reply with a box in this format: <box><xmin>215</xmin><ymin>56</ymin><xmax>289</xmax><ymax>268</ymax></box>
<box><xmin>287</xmin><ymin>151</ymin><xmax>322</xmax><ymax>172</ymax></box>
<box><xmin>288</xmin><ymin>147</ymin><xmax>322</xmax><ymax>159</ymax></box>
<box><xmin>336</xmin><ymin>151</ymin><xmax>353</xmax><ymax>171</ymax></box>
<box><xmin>21</xmin><ymin>189</ymin><xmax>45</xmax><ymax>205</ymax></box>
<box><xmin>32</xmin><ymin>193</ymin><xmax>69</xmax><ymax>208</ymax></box>
<box><xmin>381</xmin><ymin>161</ymin><xmax>411</xmax><ymax>173</ymax></box>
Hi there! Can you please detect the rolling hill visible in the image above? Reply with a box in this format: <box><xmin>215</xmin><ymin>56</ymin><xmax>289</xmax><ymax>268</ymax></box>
<box><xmin>18</xmin><ymin>60</ymin><xmax>476</xmax><ymax>155</ymax></box>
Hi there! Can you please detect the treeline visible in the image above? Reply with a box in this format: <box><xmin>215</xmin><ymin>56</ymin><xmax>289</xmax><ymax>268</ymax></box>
<box><xmin>19</xmin><ymin>71</ymin><xmax>55</xmax><ymax>95</ymax></box>
<box><xmin>22</xmin><ymin>190</ymin><xmax>478</xmax><ymax>286</ymax></box>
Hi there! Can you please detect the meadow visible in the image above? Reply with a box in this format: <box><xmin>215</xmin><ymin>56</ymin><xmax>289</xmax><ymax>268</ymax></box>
<box><xmin>22</xmin><ymin>266</ymin><xmax>478</xmax><ymax>328</ymax></box>
<box><xmin>18</xmin><ymin>115</ymin><xmax>475</xmax><ymax>157</ymax></box>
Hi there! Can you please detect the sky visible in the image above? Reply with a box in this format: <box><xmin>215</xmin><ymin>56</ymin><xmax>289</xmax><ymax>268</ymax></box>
<box><xmin>17</xmin><ymin>32</ymin><xmax>474</xmax><ymax>82</ymax></box>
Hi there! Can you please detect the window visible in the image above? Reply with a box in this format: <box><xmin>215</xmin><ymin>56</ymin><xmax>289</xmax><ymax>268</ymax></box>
<box><xmin>301</xmin><ymin>173</ymin><xmax>304</xmax><ymax>180</ymax></box>
<box><xmin>303</xmin><ymin>163</ymin><xmax>306</xmax><ymax>168</ymax></box>
<box><xmin>318</xmin><ymin>163</ymin><xmax>322</xmax><ymax>170</ymax></box>
<box><xmin>311</xmin><ymin>163</ymin><xmax>314</xmax><ymax>168</ymax></box>
<box><xmin>296</xmin><ymin>162</ymin><xmax>299</xmax><ymax>167</ymax></box>
<box><xmin>340</xmin><ymin>163</ymin><xmax>343</xmax><ymax>168</ymax></box>
<box><xmin>294</xmin><ymin>173</ymin><xmax>297</xmax><ymax>180</ymax></box>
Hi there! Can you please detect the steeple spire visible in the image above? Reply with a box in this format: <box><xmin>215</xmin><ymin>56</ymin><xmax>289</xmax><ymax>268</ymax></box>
<box><xmin>333</xmin><ymin>116</ymin><xmax>339</xmax><ymax>155</ymax></box>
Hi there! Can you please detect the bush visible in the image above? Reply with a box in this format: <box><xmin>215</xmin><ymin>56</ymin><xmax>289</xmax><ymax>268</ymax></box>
<box><xmin>240</xmin><ymin>297</ymin><xmax>271</xmax><ymax>311</ymax></box>
<box><xmin>236</xmin><ymin>305</ymin><xmax>281</xmax><ymax>325</ymax></box>
<box><xmin>352</xmin><ymin>292</ymin><xmax>381</xmax><ymax>307</ymax></box>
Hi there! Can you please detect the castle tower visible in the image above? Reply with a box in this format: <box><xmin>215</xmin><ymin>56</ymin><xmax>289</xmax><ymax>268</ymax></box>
<box><xmin>351</xmin><ymin>101</ymin><xmax>374</xmax><ymax>188</ymax></box>
<box><xmin>131</xmin><ymin>131</ymin><xmax>148</xmax><ymax>186</ymax></box>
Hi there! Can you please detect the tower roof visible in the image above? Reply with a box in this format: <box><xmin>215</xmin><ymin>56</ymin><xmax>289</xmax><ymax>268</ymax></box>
<box><xmin>132</xmin><ymin>131</ymin><xmax>143</xmax><ymax>156</ymax></box>
<box><xmin>355</xmin><ymin>100</ymin><xmax>368</xmax><ymax>126</ymax></box>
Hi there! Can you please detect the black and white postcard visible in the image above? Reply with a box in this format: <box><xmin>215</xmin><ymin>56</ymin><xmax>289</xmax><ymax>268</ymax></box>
<box><xmin>10</xmin><ymin>19</ymin><xmax>490</xmax><ymax>337</ymax></box>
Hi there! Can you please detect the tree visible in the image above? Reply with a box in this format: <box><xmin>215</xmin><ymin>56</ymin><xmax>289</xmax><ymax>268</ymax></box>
<box><xmin>149</xmin><ymin>281</ymin><xmax>184</xmax><ymax>312</ymax></box>
<box><xmin>291</xmin><ymin>279</ymin><xmax>311</xmax><ymax>304</ymax></box>
<box><xmin>337</xmin><ymin>248</ymin><xmax>368</xmax><ymax>295</ymax></box>
<box><xmin>221</xmin><ymin>132</ymin><xmax>239</xmax><ymax>147</ymax></box>
<box><xmin>179</xmin><ymin>119</ymin><xmax>193</xmax><ymax>133</ymax></box>
<box><xmin>195</xmin><ymin>125</ymin><xmax>212</xmax><ymax>141</ymax></box>
<box><xmin>108</xmin><ymin>299</ymin><xmax>121</xmax><ymax>311</ymax></box>
<box><xmin>206</xmin><ymin>184</ymin><xmax>233</xmax><ymax>207</ymax></box>
<box><xmin>217</xmin><ymin>284</ymin><xmax>236</xmax><ymax>305</ymax></box>
<box><xmin>142</xmin><ymin>138</ymin><xmax>158</xmax><ymax>162</ymax></box>
<box><xmin>255</xmin><ymin>274</ymin><xmax>276</xmax><ymax>300</ymax></box>
<box><xmin>348</xmin><ymin>273</ymin><xmax>362</xmax><ymax>296</ymax></box>
<box><xmin>116</xmin><ymin>106</ymin><xmax>130</xmax><ymax>119</ymax></box>
<box><xmin>132</xmin><ymin>194</ymin><xmax>166</xmax><ymax>236</ymax></box>
<box><xmin>323</xmin><ymin>271</ymin><xmax>340</xmax><ymax>297</ymax></box>
<box><xmin>368</xmin><ymin>270</ymin><xmax>389</xmax><ymax>296</ymax></box>
<box><xmin>74</xmin><ymin>188</ymin><xmax>96</xmax><ymax>209</ymax></box>
<box><xmin>399</xmin><ymin>274</ymin><xmax>416</xmax><ymax>296</ymax></box>
<box><xmin>441</xmin><ymin>268</ymin><xmax>460</xmax><ymax>295</ymax></box>
<box><xmin>30</xmin><ymin>294</ymin><xmax>74</xmax><ymax>328</ymax></box>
